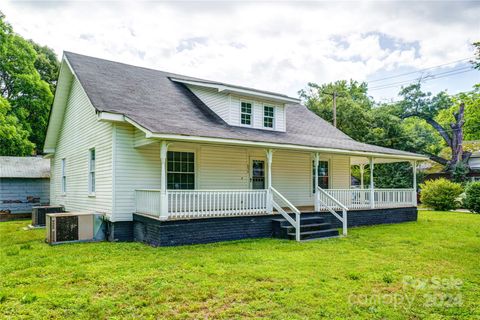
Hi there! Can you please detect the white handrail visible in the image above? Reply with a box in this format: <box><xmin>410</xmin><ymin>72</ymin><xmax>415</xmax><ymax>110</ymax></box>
<box><xmin>317</xmin><ymin>187</ymin><xmax>349</xmax><ymax>211</ymax></box>
<box><xmin>270</xmin><ymin>187</ymin><xmax>300</xmax><ymax>214</ymax></box>
<box><xmin>270</xmin><ymin>187</ymin><xmax>301</xmax><ymax>241</ymax></box>
<box><xmin>316</xmin><ymin>186</ymin><xmax>348</xmax><ymax>236</ymax></box>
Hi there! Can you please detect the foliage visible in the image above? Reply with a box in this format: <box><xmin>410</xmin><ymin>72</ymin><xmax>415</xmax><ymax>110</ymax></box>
<box><xmin>1</xmin><ymin>212</ymin><xmax>480</xmax><ymax>318</ymax></box>
<box><xmin>299</xmin><ymin>80</ymin><xmax>373</xmax><ymax>140</ymax></box>
<box><xmin>472</xmin><ymin>42</ymin><xmax>480</xmax><ymax>70</ymax></box>
<box><xmin>0</xmin><ymin>97</ymin><xmax>34</xmax><ymax>156</ymax></box>
<box><xmin>420</xmin><ymin>178</ymin><xmax>463</xmax><ymax>211</ymax></box>
<box><xmin>28</xmin><ymin>41</ymin><xmax>59</xmax><ymax>94</ymax></box>
<box><xmin>464</xmin><ymin>182</ymin><xmax>480</xmax><ymax>213</ymax></box>
<box><xmin>436</xmin><ymin>85</ymin><xmax>480</xmax><ymax>141</ymax></box>
<box><xmin>451</xmin><ymin>162</ymin><xmax>470</xmax><ymax>183</ymax></box>
<box><xmin>0</xmin><ymin>13</ymin><xmax>56</xmax><ymax>154</ymax></box>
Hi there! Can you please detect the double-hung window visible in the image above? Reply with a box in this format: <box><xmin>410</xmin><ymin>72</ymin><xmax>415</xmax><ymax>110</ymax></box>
<box><xmin>61</xmin><ymin>158</ymin><xmax>67</xmax><ymax>194</ymax></box>
<box><xmin>167</xmin><ymin>151</ymin><xmax>195</xmax><ymax>190</ymax></box>
<box><xmin>312</xmin><ymin>160</ymin><xmax>329</xmax><ymax>192</ymax></box>
<box><xmin>89</xmin><ymin>149</ymin><xmax>96</xmax><ymax>194</ymax></box>
<box><xmin>241</xmin><ymin>102</ymin><xmax>252</xmax><ymax>125</ymax></box>
<box><xmin>263</xmin><ymin>105</ymin><xmax>275</xmax><ymax>128</ymax></box>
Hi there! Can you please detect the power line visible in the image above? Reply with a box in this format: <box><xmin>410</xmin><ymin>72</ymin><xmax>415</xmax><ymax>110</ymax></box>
<box><xmin>367</xmin><ymin>57</ymin><xmax>474</xmax><ymax>83</ymax></box>
<box><xmin>369</xmin><ymin>68</ymin><xmax>476</xmax><ymax>91</ymax></box>
<box><xmin>369</xmin><ymin>66</ymin><xmax>473</xmax><ymax>90</ymax></box>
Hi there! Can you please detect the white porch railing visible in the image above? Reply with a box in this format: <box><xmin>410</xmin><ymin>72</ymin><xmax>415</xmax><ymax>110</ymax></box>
<box><xmin>319</xmin><ymin>188</ymin><xmax>416</xmax><ymax>210</ymax></box>
<box><xmin>135</xmin><ymin>189</ymin><xmax>161</xmax><ymax>216</ymax></box>
<box><xmin>135</xmin><ymin>189</ymin><xmax>268</xmax><ymax>219</ymax></box>
<box><xmin>136</xmin><ymin>188</ymin><xmax>416</xmax><ymax>223</ymax></box>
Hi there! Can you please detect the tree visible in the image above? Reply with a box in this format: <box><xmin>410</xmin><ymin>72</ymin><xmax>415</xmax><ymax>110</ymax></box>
<box><xmin>0</xmin><ymin>97</ymin><xmax>34</xmax><ymax>156</ymax></box>
<box><xmin>398</xmin><ymin>83</ymin><xmax>469</xmax><ymax>173</ymax></box>
<box><xmin>300</xmin><ymin>80</ymin><xmax>431</xmax><ymax>188</ymax></box>
<box><xmin>29</xmin><ymin>41</ymin><xmax>59</xmax><ymax>94</ymax></box>
<box><xmin>299</xmin><ymin>80</ymin><xmax>373</xmax><ymax>141</ymax></box>
<box><xmin>436</xmin><ymin>85</ymin><xmax>480</xmax><ymax>141</ymax></box>
<box><xmin>0</xmin><ymin>12</ymin><xmax>55</xmax><ymax>153</ymax></box>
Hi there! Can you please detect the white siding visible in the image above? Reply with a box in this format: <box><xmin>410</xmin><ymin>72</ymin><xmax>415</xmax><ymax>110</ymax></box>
<box><xmin>469</xmin><ymin>157</ymin><xmax>480</xmax><ymax>170</ymax></box>
<box><xmin>271</xmin><ymin>150</ymin><xmax>312</xmax><ymax>205</ymax></box>
<box><xmin>113</xmin><ymin>123</ymin><xmax>161</xmax><ymax>221</ymax></box>
<box><xmin>187</xmin><ymin>85</ymin><xmax>230</xmax><ymax>120</ymax></box>
<box><xmin>330</xmin><ymin>155</ymin><xmax>351</xmax><ymax>188</ymax></box>
<box><xmin>50</xmin><ymin>78</ymin><xmax>113</xmax><ymax>215</ymax></box>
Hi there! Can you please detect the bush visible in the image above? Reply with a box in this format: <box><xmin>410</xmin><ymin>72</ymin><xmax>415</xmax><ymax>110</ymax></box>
<box><xmin>464</xmin><ymin>182</ymin><xmax>480</xmax><ymax>213</ymax></box>
<box><xmin>420</xmin><ymin>178</ymin><xmax>463</xmax><ymax>211</ymax></box>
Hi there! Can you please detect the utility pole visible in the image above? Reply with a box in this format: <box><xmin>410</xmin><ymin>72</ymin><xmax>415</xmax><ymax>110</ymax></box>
<box><xmin>322</xmin><ymin>91</ymin><xmax>340</xmax><ymax>127</ymax></box>
<box><xmin>332</xmin><ymin>92</ymin><xmax>337</xmax><ymax>128</ymax></box>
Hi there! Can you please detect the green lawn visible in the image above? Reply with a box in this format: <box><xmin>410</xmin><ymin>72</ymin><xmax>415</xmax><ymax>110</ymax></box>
<box><xmin>1</xmin><ymin>211</ymin><xmax>479</xmax><ymax>319</ymax></box>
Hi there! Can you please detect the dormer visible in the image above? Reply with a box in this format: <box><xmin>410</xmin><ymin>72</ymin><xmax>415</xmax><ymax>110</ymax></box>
<box><xmin>170</xmin><ymin>78</ymin><xmax>300</xmax><ymax>132</ymax></box>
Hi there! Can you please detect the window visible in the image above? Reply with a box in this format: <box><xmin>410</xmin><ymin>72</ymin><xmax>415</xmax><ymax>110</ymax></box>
<box><xmin>263</xmin><ymin>105</ymin><xmax>274</xmax><ymax>128</ymax></box>
<box><xmin>312</xmin><ymin>160</ymin><xmax>329</xmax><ymax>192</ymax></box>
<box><xmin>241</xmin><ymin>102</ymin><xmax>252</xmax><ymax>125</ymax></box>
<box><xmin>167</xmin><ymin>151</ymin><xmax>195</xmax><ymax>190</ymax></box>
<box><xmin>61</xmin><ymin>158</ymin><xmax>66</xmax><ymax>194</ymax></box>
<box><xmin>89</xmin><ymin>149</ymin><xmax>96</xmax><ymax>194</ymax></box>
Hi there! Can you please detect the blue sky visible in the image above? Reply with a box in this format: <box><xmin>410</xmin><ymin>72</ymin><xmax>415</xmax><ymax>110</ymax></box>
<box><xmin>3</xmin><ymin>1</ymin><xmax>479</xmax><ymax>101</ymax></box>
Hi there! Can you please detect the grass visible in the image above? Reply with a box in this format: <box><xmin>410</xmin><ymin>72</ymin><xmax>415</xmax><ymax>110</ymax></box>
<box><xmin>0</xmin><ymin>211</ymin><xmax>479</xmax><ymax>319</ymax></box>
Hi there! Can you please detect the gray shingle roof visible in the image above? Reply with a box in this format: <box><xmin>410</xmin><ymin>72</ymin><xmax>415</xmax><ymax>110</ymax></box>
<box><xmin>0</xmin><ymin>157</ymin><xmax>50</xmax><ymax>178</ymax></box>
<box><xmin>64</xmin><ymin>52</ymin><xmax>424</xmax><ymax>158</ymax></box>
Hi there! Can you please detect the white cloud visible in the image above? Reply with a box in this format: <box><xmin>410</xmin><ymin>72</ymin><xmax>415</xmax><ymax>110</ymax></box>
<box><xmin>2</xmin><ymin>1</ymin><xmax>479</xmax><ymax>100</ymax></box>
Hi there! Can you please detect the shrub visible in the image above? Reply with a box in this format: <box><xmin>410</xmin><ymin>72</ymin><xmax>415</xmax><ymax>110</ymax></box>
<box><xmin>420</xmin><ymin>178</ymin><xmax>463</xmax><ymax>211</ymax></box>
<box><xmin>464</xmin><ymin>182</ymin><xmax>480</xmax><ymax>213</ymax></box>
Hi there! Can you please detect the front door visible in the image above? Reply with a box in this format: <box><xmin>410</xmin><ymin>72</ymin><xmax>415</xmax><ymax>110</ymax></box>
<box><xmin>251</xmin><ymin>159</ymin><xmax>266</xmax><ymax>189</ymax></box>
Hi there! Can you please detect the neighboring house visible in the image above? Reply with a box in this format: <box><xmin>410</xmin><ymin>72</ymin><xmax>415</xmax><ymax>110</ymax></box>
<box><xmin>0</xmin><ymin>157</ymin><xmax>50</xmax><ymax>216</ymax></box>
<box><xmin>43</xmin><ymin>52</ymin><xmax>427</xmax><ymax>246</ymax></box>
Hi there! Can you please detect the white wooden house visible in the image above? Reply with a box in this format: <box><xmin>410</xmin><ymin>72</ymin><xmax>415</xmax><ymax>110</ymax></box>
<box><xmin>44</xmin><ymin>52</ymin><xmax>427</xmax><ymax>245</ymax></box>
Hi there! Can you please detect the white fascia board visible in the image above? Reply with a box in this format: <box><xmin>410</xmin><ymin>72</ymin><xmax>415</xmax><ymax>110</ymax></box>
<box><xmin>170</xmin><ymin>78</ymin><xmax>300</xmax><ymax>104</ymax></box>
<box><xmin>97</xmin><ymin>112</ymin><xmax>125</xmax><ymax>122</ymax></box>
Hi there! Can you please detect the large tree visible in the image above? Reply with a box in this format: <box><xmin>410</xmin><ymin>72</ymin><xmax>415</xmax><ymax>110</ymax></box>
<box><xmin>398</xmin><ymin>83</ymin><xmax>470</xmax><ymax>175</ymax></box>
<box><xmin>0</xmin><ymin>97</ymin><xmax>34</xmax><ymax>156</ymax></box>
<box><xmin>0</xmin><ymin>12</ymin><xmax>55</xmax><ymax>154</ymax></box>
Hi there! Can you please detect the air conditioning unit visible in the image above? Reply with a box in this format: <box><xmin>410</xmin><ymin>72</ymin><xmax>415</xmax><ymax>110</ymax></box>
<box><xmin>31</xmin><ymin>205</ymin><xmax>65</xmax><ymax>227</ymax></box>
<box><xmin>46</xmin><ymin>212</ymin><xmax>105</xmax><ymax>244</ymax></box>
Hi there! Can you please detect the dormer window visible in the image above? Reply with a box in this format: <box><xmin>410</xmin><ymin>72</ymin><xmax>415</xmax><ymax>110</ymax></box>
<box><xmin>263</xmin><ymin>105</ymin><xmax>275</xmax><ymax>128</ymax></box>
<box><xmin>241</xmin><ymin>101</ymin><xmax>252</xmax><ymax>126</ymax></box>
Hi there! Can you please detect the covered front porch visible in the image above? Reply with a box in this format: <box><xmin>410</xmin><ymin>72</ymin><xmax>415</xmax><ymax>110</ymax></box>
<box><xmin>132</xmin><ymin>140</ymin><xmax>420</xmax><ymax>240</ymax></box>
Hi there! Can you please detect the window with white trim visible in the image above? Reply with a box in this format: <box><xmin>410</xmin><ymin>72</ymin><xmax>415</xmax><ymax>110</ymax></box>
<box><xmin>263</xmin><ymin>105</ymin><xmax>274</xmax><ymax>128</ymax></box>
<box><xmin>89</xmin><ymin>149</ymin><xmax>96</xmax><ymax>194</ymax></box>
<box><xmin>240</xmin><ymin>102</ymin><xmax>252</xmax><ymax>125</ymax></box>
<box><xmin>61</xmin><ymin>158</ymin><xmax>66</xmax><ymax>194</ymax></box>
<box><xmin>312</xmin><ymin>160</ymin><xmax>329</xmax><ymax>192</ymax></box>
<box><xmin>167</xmin><ymin>151</ymin><xmax>195</xmax><ymax>190</ymax></box>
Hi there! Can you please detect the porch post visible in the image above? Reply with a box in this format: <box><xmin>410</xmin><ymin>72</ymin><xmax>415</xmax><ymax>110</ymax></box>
<box><xmin>266</xmin><ymin>149</ymin><xmax>273</xmax><ymax>214</ymax></box>
<box><xmin>314</xmin><ymin>152</ymin><xmax>320</xmax><ymax>211</ymax></box>
<box><xmin>359</xmin><ymin>164</ymin><xmax>365</xmax><ymax>189</ymax></box>
<box><xmin>412</xmin><ymin>160</ymin><xmax>417</xmax><ymax>206</ymax></box>
<box><xmin>369</xmin><ymin>157</ymin><xmax>375</xmax><ymax>209</ymax></box>
<box><xmin>160</xmin><ymin>141</ymin><xmax>169</xmax><ymax>220</ymax></box>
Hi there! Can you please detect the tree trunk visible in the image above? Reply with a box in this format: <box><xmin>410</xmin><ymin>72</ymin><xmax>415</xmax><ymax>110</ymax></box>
<box><xmin>448</xmin><ymin>102</ymin><xmax>465</xmax><ymax>169</ymax></box>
